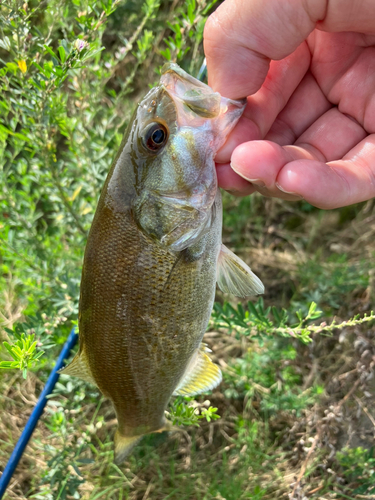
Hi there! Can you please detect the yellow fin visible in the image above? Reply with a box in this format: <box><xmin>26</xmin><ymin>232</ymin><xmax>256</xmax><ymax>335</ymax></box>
<box><xmin>217</xmin><ymin>244</ymin><xmax>264</xmax><ymax>297</ymax></box>
<box><xmin>114</xmin><ymin>432</ymin><xmax>143</xmax><ymax>464</ymax></box>
<box><xmin>173</xmin><ymin>344</ymin><xmax>222</xmax><ymax>397</ymax></box>
<box><xmin>59</xmin><ymin>350</ymin><xmax>96</xmax><ymax>386</ymax></box>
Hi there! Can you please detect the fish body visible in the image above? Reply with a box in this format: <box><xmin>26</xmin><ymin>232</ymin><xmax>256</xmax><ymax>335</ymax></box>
<box><xmin>62</xmin><ymin>64</ymin><xmax>264</xmax><ymax>463</ymax></box>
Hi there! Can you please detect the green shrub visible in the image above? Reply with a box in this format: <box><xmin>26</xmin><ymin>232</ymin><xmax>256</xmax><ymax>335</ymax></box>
<box><xmin>337</xmin><ymin>447</ymin><xmax>375</xmax><ymax>494</ymax></box>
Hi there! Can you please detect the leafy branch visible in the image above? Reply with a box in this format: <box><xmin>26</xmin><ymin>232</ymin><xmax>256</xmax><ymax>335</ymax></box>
<box><xmin>277</xmin><ymin>309</ymin><xmax>375</xmax><ymax>339</ymax></box>
<box><xmin>210</xmin><ymin>299</ymin><xmax>375</xmax><ymax>344</ymax></box>
<box><xmin>0</xmin><ymin>328</ymin><xmax>44</xmax><ymax>379</ymax></box>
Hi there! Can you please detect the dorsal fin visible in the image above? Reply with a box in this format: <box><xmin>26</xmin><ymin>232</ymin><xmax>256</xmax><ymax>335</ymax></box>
<box><xmin>217</xmin><ymin>244</ymin><xmax>264</xmax><ymax>297</ymax></box>
<box><xmin>173</xmin><ymin>344</ymin><xmax>222</xmax><ymax>397</ymax></box>
<box><xmin>59</xmin><ymin>349</ymin><xmax>97</xmax><ymax>386</ymax></box>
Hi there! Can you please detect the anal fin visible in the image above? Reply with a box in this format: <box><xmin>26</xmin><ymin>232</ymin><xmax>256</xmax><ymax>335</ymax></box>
<box><xmin>59</xmin><ymin>349</ymin><xmax>97</xmax><ymax>386</ymax></box>
<box><xmin>217</xmin><ymin>244</ymin><xmax>264</xmax><ymax>297</ymax></box>
<box><xmin>173</xmin><ymin>344</ymin><xmax>222</xmax><ymax>397</ymax></box>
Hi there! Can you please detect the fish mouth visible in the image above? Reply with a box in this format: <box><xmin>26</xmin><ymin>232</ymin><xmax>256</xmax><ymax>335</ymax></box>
<box><xmin>161</xmin><ymin>63</ymin><xmax>222</xmax><ymax>118</ymax></box>
<box><xmin>160</xmin><ymin>62</ymin><xmax>246</xmax><ymax>136</ymax></box>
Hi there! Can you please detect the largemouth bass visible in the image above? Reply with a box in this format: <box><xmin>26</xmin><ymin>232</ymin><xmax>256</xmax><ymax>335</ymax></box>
<box><xmin>62</xmin><ymin>63</ymin><xmax>264</xmax><ymax>463</ymax></box>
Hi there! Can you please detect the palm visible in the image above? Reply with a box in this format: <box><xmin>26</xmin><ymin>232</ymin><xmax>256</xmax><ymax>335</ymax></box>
<box><xmin>215</xmin><ymin>30</ymin><xmax>375</xmax><ymax>208</ymax></box>
<box><xmin>311</xmin><ymin>31</ymin><xmax>375</xmax><ymax>130</ymax></box>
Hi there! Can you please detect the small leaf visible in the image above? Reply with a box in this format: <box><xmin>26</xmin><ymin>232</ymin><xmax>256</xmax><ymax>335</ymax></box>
<box><xmin>272</xmin><ymin>306</ymin><xmax>281</xmax><ymax>324</ymax></box>
<box><xmin>44</xmin><ymin>45</ymin><xmax>58</xmax><ymax>59</ymax></box>
<box><xmin>27</xmin><ymin>340</ymin><xmax>38</xmax><ymax>354</ymax></box>
<box><xmin>0</xmin><ymin>36</ymin><xmax>11</xmax><ymax>51</ymax></box>
<box><xmin>58</xmin><ymin>45</ymin><xmax>66</xmax><ymax>63</ymax></box>
<box><xmin>0</xmin><ymin>124</ymin><xmax>30</xmax><ymax>142</ymax></box>
<box><xmin>6</xmin><ymin>62</ymin><xmax>18</xmax><ymax>74</ymax></box>
<box><xmin>247</xmin><ymin>302</ymin><xmax>260</xmax><ymax>320</ymax></box>
<box><xmin>160</xmin><ymin>48</ymin><xmax>171</xmax><ymax>61</ymax></box>
<box><xmin>76</xmin><ymin>458</ymin><xmax>95</xmax><ymax>464</ymax></box>
<box><xmin>0</xmin><ymin>361</ymin><xmax>18</xmax><ymax>368</ymax></box>
<box><xmin>72</xmin><ymin>464</ymin><xmax>83</xmax><ymax>477</ymax></box>
<box><xmin>3</xmin><ymin>342</ymin><xmax>19</xmax><ymax>360</ymax></box>
<box><xmin>237</xmin><ymin>304</ymin><xmax>245</xmax><ymax>319</ymax></box>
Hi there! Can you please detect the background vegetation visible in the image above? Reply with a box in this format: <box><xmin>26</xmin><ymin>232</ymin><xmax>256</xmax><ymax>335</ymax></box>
<box><xmin>1</xmin><ymin>1</ymin><xmax>375</xmax><ymax>498</ymax></box>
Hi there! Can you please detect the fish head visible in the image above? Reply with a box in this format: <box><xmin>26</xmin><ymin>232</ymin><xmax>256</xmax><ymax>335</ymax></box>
<box><xmin>129</xmin><ymin>63</ymin><xmax>246</xmax><ymax>251</ymax></box>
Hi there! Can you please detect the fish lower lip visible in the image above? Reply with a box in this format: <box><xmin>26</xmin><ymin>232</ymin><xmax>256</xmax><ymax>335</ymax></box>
<box><xmin>151</xmin><ymin>190</ymin><xmax>209</xmax><ymax>209</ymax></box>
<box><xmin>153</xmin><ymin>190</ymin><xmax>191</xmax><ymax>200</ymax></box>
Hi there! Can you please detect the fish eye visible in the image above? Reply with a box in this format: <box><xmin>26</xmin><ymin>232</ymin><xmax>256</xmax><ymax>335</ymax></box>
<box><xmin>142</xmin><ymin>122</ymin><xmax>168</xmax><ymax>152</ymax></box>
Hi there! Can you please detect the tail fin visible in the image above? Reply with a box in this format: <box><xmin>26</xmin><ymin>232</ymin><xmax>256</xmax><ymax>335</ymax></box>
<box><xmin>114</xmin><ymin>422</ymin><xmax>173</xmax><ymax>464</ymax></box>
<box><xmin>114</xmin><ymin>432</ymin><xmax>143</xmax><ymax>464</ymax></box>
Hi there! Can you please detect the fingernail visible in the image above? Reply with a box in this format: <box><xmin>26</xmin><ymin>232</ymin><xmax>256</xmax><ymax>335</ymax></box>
<box><xmin>247</xmin><ymin>179</ymin><xmax>266</xmax><ymax>188</ymax></box>
<box><xmin>275</xmin><ymin>182</ymin><xmax>304</xmax><ymax>200</ymax></box>
<box><xmin>231</xmin><ymin>162</ymin><xmax>266</xmax><ymax>187</ymax></box>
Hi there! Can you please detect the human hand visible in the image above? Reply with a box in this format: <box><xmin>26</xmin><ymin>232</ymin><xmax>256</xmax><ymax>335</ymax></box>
<box><xmin>204</xmin><ymin>0</ymin><xmax>375</xmax><ymax>209</ymax></box>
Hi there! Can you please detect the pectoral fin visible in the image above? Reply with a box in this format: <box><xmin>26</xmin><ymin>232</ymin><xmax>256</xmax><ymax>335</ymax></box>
<box><xmin>59</xmin><ymin>349</ymin><xmax>97</xmax><ymax>386</ymax></box>
<box><xmin>217</xmin><ymin>244</ymin><xmax>264</xmax><ymax>297</ymax></box>
<box><xmin>173</xmin><ymin>344</ymin><xmax>222</xmax><ymax>396</ymax></box>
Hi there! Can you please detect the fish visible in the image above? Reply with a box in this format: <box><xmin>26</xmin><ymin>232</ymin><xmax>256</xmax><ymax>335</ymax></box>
<box><xmin>61</xmin><ymin>63</ymin><xmax>264</xmax><ymax>464</ymax></box>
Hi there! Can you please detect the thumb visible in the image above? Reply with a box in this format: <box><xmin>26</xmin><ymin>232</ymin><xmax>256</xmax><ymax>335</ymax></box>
<box><xmin>203</xmin><ymin>0</ymin><xmax>325</xmax><ymax>99</ymax></box>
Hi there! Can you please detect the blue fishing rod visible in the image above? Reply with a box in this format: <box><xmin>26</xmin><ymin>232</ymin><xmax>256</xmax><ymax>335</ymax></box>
<box><xmin>0</xmin><ymin>328</ymin><xmax>78</xmax><ymax>499</ymax></box>
<box><xmin>0</xmin><ymin>58</ymin><xmax>208</xmax><ymax>499</ymax></box>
